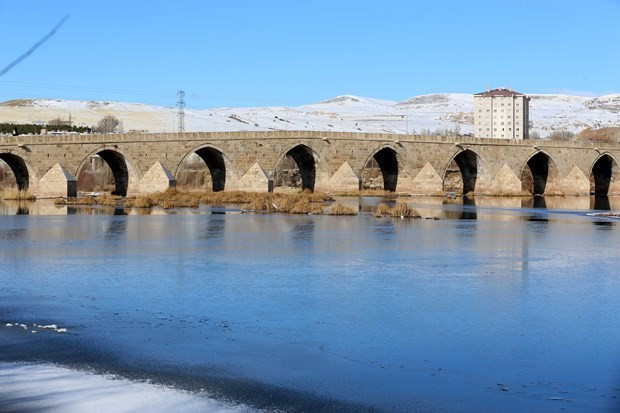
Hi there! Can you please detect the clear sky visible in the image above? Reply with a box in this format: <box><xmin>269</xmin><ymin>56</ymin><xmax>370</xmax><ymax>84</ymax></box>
<box><xmin>1</xmin><ymin>0</ymin><xmax>619</xmax><ymax>108</ymax></box>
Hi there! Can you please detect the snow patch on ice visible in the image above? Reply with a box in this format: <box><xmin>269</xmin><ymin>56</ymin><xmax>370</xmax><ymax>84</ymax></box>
<box><xmin>0</xmin><ymin>362</ymin><xmax>252</xmax><ymax>413</ymax></box>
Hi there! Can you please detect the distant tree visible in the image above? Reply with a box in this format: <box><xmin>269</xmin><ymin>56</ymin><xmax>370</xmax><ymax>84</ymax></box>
<box><xmin>94</xmin><ymin>115</ymin><xmax>121</xmax><ymax>133</ymax></box>
<box><xmin>47</xmin><ymin>117</ymin><xmax>68</xmax><ymax>127</ymax></box>
<box><xmin>548</xmin><ymin>130</ymin><xmax>575</xmax><ymax>141</ymax></box>
<box><xmin>530</xmin><ymin>130</ymin><xmax>540</xmax><ymax>140</ymax></box>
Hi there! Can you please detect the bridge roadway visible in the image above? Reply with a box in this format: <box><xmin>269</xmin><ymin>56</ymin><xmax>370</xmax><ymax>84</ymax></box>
<box><xmin>0</xmin><ymin>131</ymin><xmax>618</xmax><ymax>197</ymax></box>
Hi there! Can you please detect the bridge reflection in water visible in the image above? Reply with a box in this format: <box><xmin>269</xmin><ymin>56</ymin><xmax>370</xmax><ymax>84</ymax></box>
<box><xmin>2</xmin><ymin>196</ymin><xmax>617</xmax><ymax>232</ymax></box>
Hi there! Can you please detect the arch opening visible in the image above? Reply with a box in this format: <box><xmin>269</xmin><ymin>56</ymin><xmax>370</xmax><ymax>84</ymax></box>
<box><xmin>362</xmin><ymin>148</ymin><xmax>398</xmax><ymax>191</ymax></box>
<box><xmin>443</xmin><ymin>150</ymin><xmax>480</xmax><ymax>195</ymax></box>
<box><xmin>590</xmin><ymin>154</ymin><xmax>619</xmax><ymax>196</ymax></box>
<box><xmin>521</xmin><ymin>152</ymin><xmax>554</xmax><ymax>195</ymax></box>
<box><xmin>77</xmin><ymin>149</ymin><xmax>130</xmax><ymax>196</ymax></box>
<box><xmin>177</xmin><ymin>147</ymin><xmax>226</xmax><ymax>191</ymax></box>
<box><xmin>274</xmin><ymin>145</ymin><xmax>316</xmax><ymax>191</ymax></box>
<box><xmin>0</xmin><ymin>153</ymin><xmax>30</xmax><ymax>190</ymax></box>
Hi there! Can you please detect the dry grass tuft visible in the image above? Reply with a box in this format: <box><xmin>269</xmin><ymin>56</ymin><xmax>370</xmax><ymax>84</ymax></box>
<box><xmin>374</xmin><ymin>202</ymin><xmax>420</xmax><ymax>218</ymax></box>
<box><xmin>328</xmin><ymin>203</ymin><xmax>357</xmax><ymax>215</ymax></box>
<box><xmin>125</xmin><ymin>195</ymin><xmax>154</xmax><ymax>208</ymax></box>
<box><xmin>1</xmin><ymin>188</ymin><xmax>36</xmax><ymax>201</ymax></box>
<box><xmin>374</xmin><ymin>203</ymin><xmax>393</xmax><ymax>217</ymax></box>
<box><xmin>57</xmin><ymin>194</ymin><xmax>122</xmax><ymax>206</ymax></box>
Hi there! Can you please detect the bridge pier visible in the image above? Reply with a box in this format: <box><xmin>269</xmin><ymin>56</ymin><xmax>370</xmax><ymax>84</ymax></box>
<box><xmin>36</xmin><ymin>163</ymin><xmax>77</xmax><ymax>198</ymax></box>
<box><xmin>139</xmin><ymin>161</ymin><xmax>176</xmax><ymax>194</ymax></box>
<box><xmin>327</xmin><ymin>162</ymin><xmax>361</xmax><ymax>193</ymax></box>
<box><xmin>236</xmin><ymin>163</ymin><xmax>273</xmax><ymax>192</ymax></box>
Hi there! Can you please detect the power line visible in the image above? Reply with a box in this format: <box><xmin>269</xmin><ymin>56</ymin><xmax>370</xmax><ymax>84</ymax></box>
<box><xmin>0</xmin><ymin>15</ymin><xmax>69</xmax><ymax>77</ymax></box>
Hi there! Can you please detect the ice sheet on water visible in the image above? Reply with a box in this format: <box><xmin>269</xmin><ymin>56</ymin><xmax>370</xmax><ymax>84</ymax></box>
<box><xmin>0</xmin><ymin>362</ymin><xmax>252</xmax><ymax>413</ymax></box>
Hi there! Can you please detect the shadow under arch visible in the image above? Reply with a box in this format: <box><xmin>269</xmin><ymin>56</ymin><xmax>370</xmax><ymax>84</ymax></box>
<box><xmin>520</xmin><ymin>151</ymin><xmax>559</xmax><ymax>195</ymax></box>
<box><xmin>273</xmin><ymin>143</ymin><xmax>324</xmax><ymax>191</ymax></box>
<box><xmin>443</xmin><ymin>149</ymin><xmax>487</xmax><ymax>195</ymax></box>
<box><xmin>590</xmin><ymin>153</ymin><xmax>619</xmax><ymax>195</ymax></box>
<box><xmin>362</xmin><ymin>145</ymin><xmax>400</xmax><ymax>191</ymax></box>
<box><xmin>76</xmin><ymin>148</ymin><xmax>139</xmax><ymax>196</ymax></box>
<box><xmin>0</xmin><ymin>152</ymin><xmax>31</xmax><ymax>190</ymax></box>
<box><xmin>176</xmin><ymin>144</ymin><xmax>231</xmax><ymax>192</ymax></box>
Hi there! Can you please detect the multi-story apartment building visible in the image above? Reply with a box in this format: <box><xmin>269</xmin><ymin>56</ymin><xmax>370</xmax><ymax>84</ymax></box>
<box><xmin>474</xmin><ymin>87</ymin><xmax>530</xmax><ymax>139</ymax></box>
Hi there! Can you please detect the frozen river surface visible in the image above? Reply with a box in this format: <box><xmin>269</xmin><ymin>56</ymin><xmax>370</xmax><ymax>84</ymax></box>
<box><xmin>0</xmin><ymin>197</ymin><xmax>619</xmax><ymax>412</ymax></box>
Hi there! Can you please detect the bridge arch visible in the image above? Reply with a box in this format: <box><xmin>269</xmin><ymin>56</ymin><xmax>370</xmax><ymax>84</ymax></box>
<box><xmin>520</xmin><ymin>150</ymin><xmax>560</xmax><ymax>195</ymax></box>
<box><xmin>590</xmin><ymin>153</ymin><xmax>620</xmax><ymax>195</ymax></box>
<box><xmin>76</xmin><ymin>147</ymin><xmax>139</xmax><ymax>196</ymax></box>
<box><xmin>442</xmin><ymin>149</ymin><xmax>489</xmax><ymax>195</ymax></box>
<box><xmin>0</xmin><ymin>152</ymin><xmax>33</xmax><ymax>190</ymax></box>
<box><xmin>361</xmin><ymin>145</ymin><xmax>402</xmax><ymax>191</ymax></box>
<box><xmin>273</xmin><ymin>142</ymin><xmax>328</xmax><ymax>191</ymax></box>
<box><xmin>176</xmin><ymin>144</ymin><xmax>233</xmax><ymax>192</ymax></box>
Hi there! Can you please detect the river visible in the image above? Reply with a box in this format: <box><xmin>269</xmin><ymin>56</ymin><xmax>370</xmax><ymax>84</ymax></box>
<box><xmin>0</xmin><ymin>196</ymin><xmax>619</xmax><ymax>413</ymax></box>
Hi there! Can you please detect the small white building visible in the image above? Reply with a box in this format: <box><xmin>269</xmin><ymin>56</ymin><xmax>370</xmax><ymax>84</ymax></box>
<box><xmin>474</xmin><ymin>87</ymin><xmax>530</xmax><ymax>140</ymax></box>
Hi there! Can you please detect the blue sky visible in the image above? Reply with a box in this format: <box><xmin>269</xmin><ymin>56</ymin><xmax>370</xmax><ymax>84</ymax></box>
<box><xmin>0</xmin><ymin>0</ymin><xmax>619</xmax><ymax>108</ymax></box>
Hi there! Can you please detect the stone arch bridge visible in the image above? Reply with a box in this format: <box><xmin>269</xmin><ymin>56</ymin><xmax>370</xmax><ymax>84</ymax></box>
<box><xmin>1</xmin><ymin>131</ymin><xmax>619</xmax><ymax>198</ymax></box>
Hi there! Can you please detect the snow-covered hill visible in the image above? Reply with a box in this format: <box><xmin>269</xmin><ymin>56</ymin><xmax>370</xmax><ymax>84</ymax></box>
<box><xmin>1</xmin><ymin>93</ymin><xmax>619</xmax><ymax>138</ymax></box>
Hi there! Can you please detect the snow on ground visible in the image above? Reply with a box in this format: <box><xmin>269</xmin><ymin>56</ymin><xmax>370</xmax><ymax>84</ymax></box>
<box><xmin>0</xmin><ymin>362</ymin><xmax>252</xmax><ymax>413</ymax></box>
<box><xmin>1</xmin><ymin>93</ymin><xmax>619</xmax><ymax>138</ymax></box>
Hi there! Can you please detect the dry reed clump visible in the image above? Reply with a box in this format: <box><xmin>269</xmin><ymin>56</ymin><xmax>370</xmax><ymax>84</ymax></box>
<box><xmin>96</xmin><ymin>194</ymin><xmax>123</xmax><ymax>206</ymax></box>
<box><xmin>374</xmin><ymin>203</ymin><xmax>392</xmax><ymax>217</ymax></box>
<box><xmin>57</xmin><ymin>196</ymin><xmax>97</xmax><ymax>205</ymax></box>
<box><xmin>300</xmin><ymin>189</ymin><xmax>334</xmax><ymax>203</ymax></box>
<box><xmin>0</xmin><ymin>188</ymin><xmax>36</xmax><ymax>201</ymax></box>
<box><xmin>247</xmin><ymin>196</ymin><xmax>275</xmax><ymax>213</ymax></box>
<box><xmin>374</xmin><ymin>202</ymin><xmax>420</xmax><ymax>218</ymax></box>
<box><xmin>125</xmin><ymin>189</ymin><xmax>332</xmax><ymax>214</ymax></box>
<box><xmin>56</xmin><ymin>194</ymin><xmax>122</xmax><ymax>206</ymax></box>
<box><xmin>124</xmin><ymin>195</ymin><xmax>154</xmax><ymax>208</ymax></box>
<box><xmin>57</xmin><ymin>188</ymin><xmax>334</xmax><ymax>215</ymax></box>
<box><xmin>328</xmin><ymin>203</ymin><xmax>357</xmax><ymax>215</ymax></box>
<box><xmin>289</xmin><ymin>198</ymin><xmax>323</xmax><ymax>214</ymax></box>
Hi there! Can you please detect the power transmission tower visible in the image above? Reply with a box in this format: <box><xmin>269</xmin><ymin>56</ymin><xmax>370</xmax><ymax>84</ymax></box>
<box><xmin>177</xmin><ymin>90</ymin><xmax>185</xmax><ymax>133</ymax></box>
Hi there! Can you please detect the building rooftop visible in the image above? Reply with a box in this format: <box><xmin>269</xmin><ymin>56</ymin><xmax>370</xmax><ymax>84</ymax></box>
<box><xmin>474</xmin><ymin>87</ymin><xmax>527</xmax><ymax>97</ymax></box>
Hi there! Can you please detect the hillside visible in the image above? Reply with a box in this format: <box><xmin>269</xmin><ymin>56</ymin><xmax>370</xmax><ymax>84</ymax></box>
<box><xmin>1</xmin><ymin>93</ymin><xmax>619</xmax><ymax>138</ymax></box>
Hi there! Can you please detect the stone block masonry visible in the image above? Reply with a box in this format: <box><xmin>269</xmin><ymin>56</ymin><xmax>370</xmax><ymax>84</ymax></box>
<box><xmin>0</xmin><ymin>131</ymin><xmax>618</xmax><ymax>197</ymax></box>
